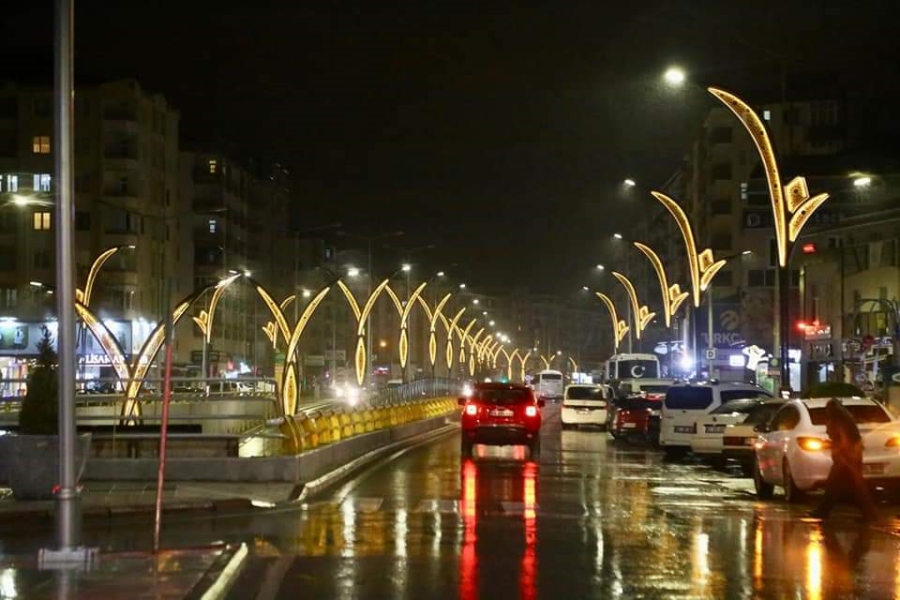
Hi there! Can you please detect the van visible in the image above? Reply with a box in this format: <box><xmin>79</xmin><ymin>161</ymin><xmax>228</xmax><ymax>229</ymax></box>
<box><xmin>659</xmin><ymin>381</ymin><xmax>772</xmax><ymax>458</ymax></box>
<box><xmin>533</xmin><ymin>370</ymin><xmax>564</xmax><ymax>402</ymax></box>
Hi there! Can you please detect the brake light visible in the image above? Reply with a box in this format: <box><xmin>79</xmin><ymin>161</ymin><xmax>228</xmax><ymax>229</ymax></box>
<box><xmin>797</xmin><ymin>437</ymin><xmax>831</xmax><ymax>452</ymax></box>
<box><xmin>885</xmin><ymin>436</ymin><xmax>900</xmax><ymax>447</ymax></box>
<box><xmin>525</xmin><ymin>405</ymin><xmax>538</xmax><ymax>418</ymax></box>
<box><xmin>465</xmin><ymin>404</ymin><xmax>478</xmax><ymax>416</ymax></box>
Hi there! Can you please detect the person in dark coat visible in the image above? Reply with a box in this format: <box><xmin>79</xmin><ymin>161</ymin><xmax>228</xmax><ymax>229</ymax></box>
<box><xmin>809</xmin><ymin>398</ymin><xmax>877</xmax><ymax>521</ymax></box>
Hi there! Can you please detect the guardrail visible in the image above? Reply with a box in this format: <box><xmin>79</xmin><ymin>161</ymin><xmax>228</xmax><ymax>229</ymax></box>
<box><xmin>367</xmin><ymin>378</ymin><xmax>463</xmax><ymax>405</ymax></box>
<box><xmin>278</xmin><ymin>396</ymin><xmax>459</xmax><ymax>455</ymax></box>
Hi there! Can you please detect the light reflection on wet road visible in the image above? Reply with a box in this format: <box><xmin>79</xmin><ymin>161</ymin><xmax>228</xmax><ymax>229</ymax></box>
<box><xmin>7</xmin><ymin>404</ymin><xmax>900</xmax><ymax>598</ymax></box>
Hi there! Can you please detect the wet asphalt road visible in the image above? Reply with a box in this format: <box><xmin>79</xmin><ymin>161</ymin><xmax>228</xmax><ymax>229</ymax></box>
<box><xmin>7</xmin><ymin>404</ymin><xmax>900</xmax><ymax>598</ymax></box>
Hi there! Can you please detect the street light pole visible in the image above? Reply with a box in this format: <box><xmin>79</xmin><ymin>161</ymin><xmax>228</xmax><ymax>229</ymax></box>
<box><xmin>51</xmin><ymin>0</ymin><xmax>83</xmax><ymax>556</ymax></box>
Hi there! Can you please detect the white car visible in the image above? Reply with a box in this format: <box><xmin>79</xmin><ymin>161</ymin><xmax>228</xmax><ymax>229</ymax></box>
<box><xmin>690</xmin><ymin>397</ymin><xmax>774</xmax><ymax>461</ymax></box>
<box><xmin>753</xmin><ymin>397</ymin><xmax>900</xmax><ymax>502</ymax></box>
<box><xmin>721</xmin><ymin>399</ymin><xmax>786</xmax><ymax>475</ymax></box>
<box><xmin>561</xmin><ymin>384</ymin><xmax>611</xmax><ymax>429</ymax></box>
<box><xmin>659</xmin><ymin>382</ymin><xmax>772</xmax><ymax>459</ymax></box>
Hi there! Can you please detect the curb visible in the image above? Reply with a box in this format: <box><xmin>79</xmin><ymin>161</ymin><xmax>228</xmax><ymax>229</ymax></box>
<box><xmin>293</xmin><ymin>421</ymin><xmax>458</xmax><ymax>503</ymax></box>
<box><xmin>0</xmin><ymin>498</ymin><xmax>255</xmax><ymax>525</ymax></box>
<box><xmin>185</xmin><ymin>543</ymin><xmax>248</xmax><ymax>600</ymax></box>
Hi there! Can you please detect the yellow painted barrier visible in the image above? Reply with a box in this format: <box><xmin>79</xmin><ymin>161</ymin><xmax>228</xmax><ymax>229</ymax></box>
<box><xmin>301</xmin><ymin>414</ymin><xmax>321</xmax><ymax>448</ymax></box>
<box><xmin>373</xmin><ymin>407</ymin><xmax>387</xmax><ymax>430</ymax></box>
<box><xmin>351</xmin><ymin>410</ymin><xmax>366</xmax><ymax>435</ymax></box>
<box><xmin>279</xmin><ymin>416</ymin><xmax>300</xmax><ymax>455</ymax></box>
<box><xmin>363</xmin><ymin>408</ymin><xmax>376</xmax><ymax>432</ymax></box>
<box><xmin>339</xmin><ymin>411</ymin><xmax>354</xmax><ymax>439</ymax></box>
<box><xmin>328</xmin><ymin>411</ymin><xmax>342</xmax><ymax>443</ymax></box>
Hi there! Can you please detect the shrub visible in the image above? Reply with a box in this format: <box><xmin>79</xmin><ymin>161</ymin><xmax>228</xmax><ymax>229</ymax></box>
<box><xmin>801</xmin><ymin>381</ymin><xmax>865</xmax><ymax>399</ymax></box>
<box><xmin>18</xmin><ymin>326</ymin><xmax>59</xmax><ymax>435</ymax></box>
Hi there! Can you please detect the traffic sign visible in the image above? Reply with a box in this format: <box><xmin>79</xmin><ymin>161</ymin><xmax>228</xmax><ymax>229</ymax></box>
<box><xmin>705</xmin><ymin>348</ymin><xmax>716</xmax><ymax>360</ymax></box>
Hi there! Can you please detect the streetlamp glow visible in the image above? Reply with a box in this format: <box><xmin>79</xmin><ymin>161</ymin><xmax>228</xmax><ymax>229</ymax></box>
<box><xmin>582</xmin><ymin>286</ymin><xmax>590</xmax><ymax>291</ymax></box>
<box><xmin>489</xmin><ymin>320</ymin><xmax>495</xmax><ymax>326</ymax></box>
<box><xmin>623</xmin><ymin>179</ymin><xmax>636</xmax><ymax>188</ymax></box>
<box><xmin>401</xmin><ymin>263</ymin><xmax>412</xmax><ymax>272</ymax></box>
<box><xmin>741</xmin><ymin>250</ymin><xmax>753</xmax><ymax>256</ymax></box>
<box><xmin>472</xmin><ymin>299</ymin><xmax>480</xmax><ymax>305</ymax></box>
<box><xmin>613</xmin><ymin>233</ymin><xmax>623</xmax><ymax>240</ymax></box>
<box><xmin>437</xmin><ymin>271</ymin><xmax>445</xmax><ymax>277</ymax></box>
<box><xmin>301</xmin><ymin>288</ymin><xmax>312</xmax><ymax>298</ymax></box>
<box><xmin>12</xmin><ymin>196</ymin><xmax>31</xmax><ymax>207</ymax></box>
<box><xmin>596</xmin><ymin>264</ymin><xmax>605</xmax><ymax>271</ymax></box>
<box><xmin>347</xmin><ymin>267</ymin><xmax>360</xmax><ymax>277</ymax></box>
<box><xmin>664</xmin><ymin>66</ymin><xmax>687</xmax><ymax>87</ymax></box>
<box><xmin>853</xmin><ymin>176</ymin><xmax>872</xmax><ymax>188</ymax></box>
<box><xmin>459</xmin><ymin>283</ymin><xmax>466</xmax><ymax>289</ymax></box>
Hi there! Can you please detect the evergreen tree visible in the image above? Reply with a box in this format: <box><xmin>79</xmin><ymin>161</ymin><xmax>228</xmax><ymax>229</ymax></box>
<box><xmin>18</xmin><ymin>326</ymin><xmax>59</xmax><ymax>435</ymax></box>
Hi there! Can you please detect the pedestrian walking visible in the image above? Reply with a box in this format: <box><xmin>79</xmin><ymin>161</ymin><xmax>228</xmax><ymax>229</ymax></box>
<box><xmin>809</xmin><ymin>398</ymin><xmax>877</xmax><ymax>521</ymax></box>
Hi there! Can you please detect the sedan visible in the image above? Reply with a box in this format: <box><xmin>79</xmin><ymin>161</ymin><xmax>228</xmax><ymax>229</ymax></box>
<box><xmin>753</xmin><ymin>396</ymin><xmax>900</xmax><ymax>502</ymax></box>
<box><xmin>721</xmin><ymin>399</ymin><xmax>786</xmax><ymax>475</ymax></box>
<box><xmin>561</xmin><ymin>384</ymin><xmax>610</xmax><ymax>429</ymax></box>
<box><xmin>690</xmin><ymin>397</ymin><xmax>777</xmax><ymax>463</ymax></box>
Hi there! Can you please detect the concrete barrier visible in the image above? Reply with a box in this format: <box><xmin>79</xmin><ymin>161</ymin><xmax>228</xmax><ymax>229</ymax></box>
<box><xmin>83</xmin><ymin>408</ymin><xmax>457</xmax><ymax>484</ymax></box>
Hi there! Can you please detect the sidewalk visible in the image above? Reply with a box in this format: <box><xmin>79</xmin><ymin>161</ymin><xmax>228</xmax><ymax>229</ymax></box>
<box><xmin>0</xmin><ymin>543</ymin><xmax>246</xmax><ymax>599</ymax></box>
<box><xmin>0</xmin><ymin>481</ymin><xmax>297</xmax><ymax>524</ymax></box>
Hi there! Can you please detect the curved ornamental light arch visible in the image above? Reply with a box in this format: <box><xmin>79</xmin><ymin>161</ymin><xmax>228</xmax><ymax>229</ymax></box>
<box><xmin>633</xmin><ymin>242</ymin><xmax>689</xmax><ymax>329</ymax></box>
<box><xmin>336</xmin><ymin>279</ymin><xmax>392</xmax><ymax>388</ymax></box>
<box><xmin>415</xmin><ymin>293</ymin><xmax>453</xmax><ymax>375</ymax></box>
<box><xmin>382</xmin><ymin>282</ymin><xmax>430</xmax><ymax>372</ymax></box>
<box><xmin>612</xmin><ymin>272</ymin><xmax>656</xmax><ymax>339</ymax></box>
<box><xmin>595</xmin><ymin>292</ymin><xmax>629</xmax><ymax>353</ymax></box>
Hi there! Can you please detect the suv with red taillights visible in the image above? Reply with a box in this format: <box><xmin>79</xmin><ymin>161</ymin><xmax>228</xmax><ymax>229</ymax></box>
<box><xmin>459</xmin><ymin>382</ymin><xmax>545</xmax><ymax>457</ymax></box>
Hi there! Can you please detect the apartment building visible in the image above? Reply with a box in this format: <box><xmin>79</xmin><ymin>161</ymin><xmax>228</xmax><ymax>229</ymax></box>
<box><xmin>0</xmin><ymin>79</ymin><xmax>183</xmax><ymax>387</ymax></box>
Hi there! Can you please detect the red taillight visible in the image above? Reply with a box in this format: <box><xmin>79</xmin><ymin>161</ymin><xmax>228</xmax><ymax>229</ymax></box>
<box><xmin>525</xmin><ymin>405</ymin><xmax>538</xmax><ymax>418</ymax></box>
<box><xmin>886</xmin><ymin>436</ymin><xmax>900</xmax><ymax>448</ymax></box>
<box><xmin>465</xmin><ymin>404</ymin><xmax>478</xmax><ymax>416</ymax></box>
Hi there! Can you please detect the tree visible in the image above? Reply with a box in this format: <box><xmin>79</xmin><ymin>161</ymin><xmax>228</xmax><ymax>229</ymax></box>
<box><xmin>18</xmin><ymin>326</ymin><xmax>59</xmax><ymax>435</ymax></box>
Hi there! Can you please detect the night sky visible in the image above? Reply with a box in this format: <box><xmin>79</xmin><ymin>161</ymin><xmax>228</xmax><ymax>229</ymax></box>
<box><xmin>3</xmin><ymin>1</ymin><xmax>898</xmax><ymax>292</ymax></box>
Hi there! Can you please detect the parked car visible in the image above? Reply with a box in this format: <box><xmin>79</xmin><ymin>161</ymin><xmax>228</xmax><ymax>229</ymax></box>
<box><xmin>690</xmin><ymin>397</ymin><xmax>777</xmax><ymax>464</ymax></box>
<box><xmin>722</xmin><ymin>399</ymin><xmax>787</xmax><ymax>475</ymax></box>
<box><xmin>561</xmin><ymin>384</ymin><xmax>611</xmax><ymax>429</ymax></box>
<box><xmin>659</xmin><ymin>381</ymin><xmax>772</xmax><ymax>459</ymax></box>
<box><xmin>459</xmin><ymin>382</ymin><xmax>545</xmax><ymax>457</ymax></box>
<box><xmin>752</xmin><ymin>396</ymin><xmax>900</xmax><ymax>502</ymax></box>
<box><xmin>610</xmin><ymin>394</ymin><xmax>661</xmax><ymax>442</ymax></box>
<box><xmin>609</xmin><ymin>379</ymin><xmax>673</xmax><ymax>433</ymax></box>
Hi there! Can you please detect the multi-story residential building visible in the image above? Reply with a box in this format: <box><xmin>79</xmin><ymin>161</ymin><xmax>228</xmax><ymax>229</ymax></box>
<box><xmin>0</xmin><ymin>79</ymin><xmax>182</xmax><ymax>389</ymax></box>
<box><xmin>179</xmin><ymin>150</ymin><xmax>295</xmax><ymax>378</ymax></box>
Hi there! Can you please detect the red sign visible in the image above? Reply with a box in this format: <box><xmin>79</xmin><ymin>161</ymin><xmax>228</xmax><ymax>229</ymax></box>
<box><xmin>802</xmin><ymin>243</ymin><xmax>817</xmax><ymax>254</ymax></box>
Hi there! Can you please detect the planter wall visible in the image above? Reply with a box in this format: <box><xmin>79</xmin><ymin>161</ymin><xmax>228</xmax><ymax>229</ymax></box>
<box><xmin>5</xmin><ymin>434</ymin><xmax>92</xmax><ymax>500</ymax></box>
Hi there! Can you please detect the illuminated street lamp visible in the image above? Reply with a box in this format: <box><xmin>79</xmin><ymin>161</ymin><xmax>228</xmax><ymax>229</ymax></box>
<box><xmin>596</xmin><ymin>264</ymin><xmax>605</xmax><ymax>271</ymax></box>
<box><xmin>663</xmin><ymin>66</ymin><xmax>687</xmax><ymax>87</ymax></box>
<box><xmin>76</xmin><ymin>245</ymin><xmax>137</xmax><ymax>307</ymax></box>
<box><xmin>613</xmin><ymin>233</ymin><xmax>623</xmax><ymax>240</ymax></box>
<box><xmin>192</xmin><ymin>273</ymin><xmax>242</xmax><ymax>386</ymax></box>
<box><xmin>623</xmin><ymin>179</ymin><xmax>636</xmax><ymax>188</ymax></box>
<box><xmin>709</xmin><ymin>86</ymin><xmax>830</xmax><ymax>387</ymax></box>
<box><xmin>347</xmin><ymin>267</ymin><xmax>360</xmax><ymax>278</ymax></box>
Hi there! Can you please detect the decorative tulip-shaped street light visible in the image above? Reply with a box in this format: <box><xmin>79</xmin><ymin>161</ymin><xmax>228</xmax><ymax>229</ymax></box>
<box><xmin>708</xmin><ymin>87</ymin><xmax>830</xmax><ymax>387</ymax></box>
<box><xmin>612</xmin><ymin>272</ymin><xmax>656</xmax><ymax>342</ymax></box>
<box><xmin>651</xmin><ymin>191</ymin><xmax>727</xmax><ymax>365</ymax></box>
<box><xmin>632</xmin><ymin>242</ymin><xmax>690</xmax><ymax>329</ymax></box>
<box><xmin>192</xmin><ymin>273</ymin><xmax>243</xmax><ymax>387</ymax></box>
<box><xmin>595</xmin><ymin>292</ymin><xmax>630</xmax><ymax>354</ymax></box>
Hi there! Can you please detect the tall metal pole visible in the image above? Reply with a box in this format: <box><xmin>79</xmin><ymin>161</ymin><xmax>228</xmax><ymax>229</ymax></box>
<box><xmin>707</xmin><ymin>283</ymin><xmax>714</xmax><ymax>378</ymax></box>
<box><xmin>366</xmin><ymin>239</ymin><xmax>373</xmax><ymax>387</ymax></box>
<box><xmin>778</xmin><ymin>263</ymin><xmax>791</xmax><ymax>389</ymax></box>
<box><xmin>54</xmin><ymin>0</ymin><xmax>80</xmax><ymax>550</ymax></box>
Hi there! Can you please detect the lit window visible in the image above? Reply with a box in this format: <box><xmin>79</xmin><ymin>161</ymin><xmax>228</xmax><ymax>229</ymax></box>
<box><xmin>208</xmin><ymin>159</ymin><xmax>217</xmax><ymax>174</ymax></box>
<box><xmin>6</xmin><ymin>175</ymin><xmax>17</xmax><ymax>192</ymax></box>
<box><xmin>740</xmin><ymin>182</ymin><xmax>748</xmax><ymax>201</ymax></box>
<box><xmin>209</xmin><ymin>219</ymin><xmax>217</xmax><ymax>233</ymax></box>
<box><xmin>32</xmin><ymin>135</ymin><xmax>51</xmax><ymax>154</ymax></box>
<box><xmin>33</xmin><ymin>174</ymin><xmax>51</xmax><ymax>192</ymax></box>
<box><xmin>763</xmin><ymin>110</ymin><xmax>771</xmax><ymax>121</ymax></box>
<box><xmin>33</xmin><ymin>211</ymin><xmax>51</xmax><ymax>231</ymax></box>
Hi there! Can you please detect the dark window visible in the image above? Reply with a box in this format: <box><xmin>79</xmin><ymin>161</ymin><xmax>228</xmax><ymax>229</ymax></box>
<box><xmin>33</xmin><ymin>249</ymin><xmax>52</xmax><ymax>269</ymax></box>
<box><xmin>808</xmin><ymin>404</ymin><xmax>890</xmax><ymax>426</ymax></box>
<box><xmin>472</xmin><ymin>387</ymin><xmax>534</xmax><ymax>405</ymax></box>
<box><xmin>0</xmin><ymin>97</ymin><xmax>18</xmax><ymax>118</ymax></box>
<box><xmin>770</xmin><ymin>405</ymin><xmax>801</xmax><ymax>431</ymax></box>
<box><xmin>711</xmin><ymin>199</ymin><xmax>731</xmax><ymax>216</ymax></box>
<box><xmin>710</xmin><ymin>164</ymin><xmax>733</xmax><ymax>180</ymax></box>
<box><xmin>711</xmin><ymin>234</ymin><xmax>732</xmax><ymax>251</ymax></box>
<box><xmin>665</xmin><ymin>386</ymin><xmax>713</xmax><ymax>410</ymax></box>
<box><xmin>0</xmin><ymin>246</ymin><xmax>15</xmax><ymax>270</ymax></box>
<box><xmin>720</xmin><ymin>390</ymin><xmax>772</xmax><ymax>404</ymax></box>
<box><xmin>744</xmin><ymin>403</ymin><xmax>786</xmax><ymax>426</ymax></box>
<box><xmin>539</xmin><ymin>373</ymin><xmax>562</xmax><ymax>381</ymax></box>
<box><xmin>711</xmin><ymin>398</ymin><xmax>765</xmax><ymax>415</ymax></box>
<box><xmin>0</xmin><ymin>212</ymin><xmax>16</xmax><ymax>233</ymax></box>
<box><xmin>748</xmin><ymin>270</ymin><xmax>765</xmax><ymax>287</ymax></box>
<box><xmin>565</xmin><ymin>386</ymin><xmax>604</xmax><ymax>401</ymax></box>
<box><xmin>74</xmin><ymin>211</ymin><xmax>91</xmax><ymax>231</ymax></box>
<box><xmin>33</xmin><ymin>97</ymin><xmax>51</xmax><ymax>117</ymax></box>
<box><xmin>717</xmin><ymin>270</ymin><xmax>734</xmax><ymax>287</ymax></box>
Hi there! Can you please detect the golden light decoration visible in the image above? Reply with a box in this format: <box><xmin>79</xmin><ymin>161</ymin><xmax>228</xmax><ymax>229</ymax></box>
<box><xmin>708</xmin><ymin>87</ymin><xmax>830</xmax><ymax>267</ymax></box>
<box><xmin>494</xmin><ymin>345</ymin><xmax>507</xmax><ymax>369</ymax></box>
<box><xmin>595</xmin><ymin>292</ymin><xmax>629</xmax><ymax>351</ymax></box>
<box><xmin>467</xmin><ymin>328</ymin><xmax>485</xmax><ymax>377</ymax></box>
<box><xmin>458</xmin><ymin>318</ymin><xmax>478</xmax><ymax>365</ymax></box>
<box><xmin>283</xmin><ymin>285</ymin><xmax>332</xmax><ymax>413</ymax></box>
<box><xmin>567</xmin><ymin>356</ymin><xmax>578</xmax><ymax>372</ymax></box>
<box><xmin>610</xmin><ymin>272</ymin><xmax>656</xmax><ymax>334</ymax></box>
<box><xmin>651</xmin><ymin>191</ymin><xmax>726</xmax><ymax>307</ymax></box>
<box><xmin>383</xmin><ymin>282</ymin><xmax>429</xmax><ymax>370</ymax></box>
<box><xmin>508</xmin><ymin>349</ymin><xmax>520</xmax><ymax>381</ymax></box>
<box><xmin>633</xmin><ymin>242</ymin><xmax>689</xmax><ymax>328</ymax></box>
<box><xmin>421</xmin><ymin>293</ymin><xmax>452</xmax><ymax>369</ymax></box>
<box><xmin>81</xmin><ymin>246</ymin><xmax>124</xmax><ymax>306</ymax></box>
<box><xmin>517</xmin><ymin>350</ymin><xmax>532</xmax><ymax>382</ymax></box>
<box><xmin>336</xmin><ymin>279</ymin><xmax>390</xmax><ymax>389</ymax></box>
<box><xmin>444</xmin><ymin>307</ymin><xmax>466</xmax><ymax>370</ymax></box>
<box><xmin>191</xmin><ymin>273</ymin><xmax>242</xmax><ymax>343</ymax></box>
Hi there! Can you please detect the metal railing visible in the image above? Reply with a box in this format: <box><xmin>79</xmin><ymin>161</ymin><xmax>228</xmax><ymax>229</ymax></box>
<box><xmin>367</xmin><ymin>378</ymin><xmax>463</xmax><ymax>406</ymax></box>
